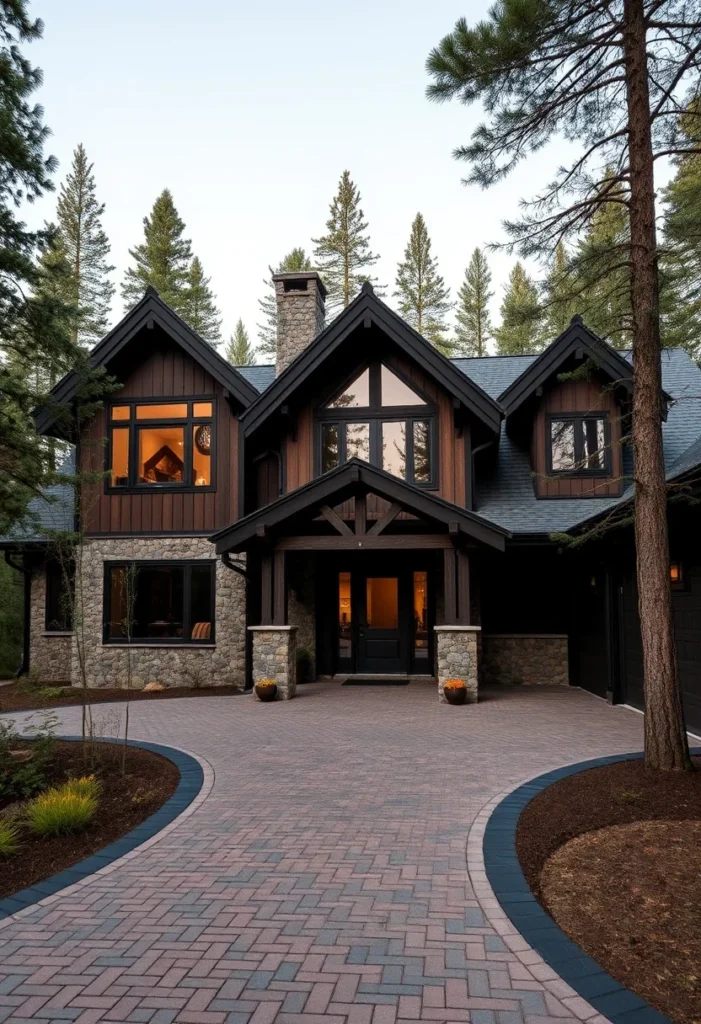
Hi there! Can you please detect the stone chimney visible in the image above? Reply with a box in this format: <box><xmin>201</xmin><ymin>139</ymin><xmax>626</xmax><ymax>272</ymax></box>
<box><xmin>273</xmin><ymin>271</ymin><xmax>327</xmax><ymax>375</ymax></box>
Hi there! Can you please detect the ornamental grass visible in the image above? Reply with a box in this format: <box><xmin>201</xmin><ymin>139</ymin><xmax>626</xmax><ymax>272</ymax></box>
<box><xmin>0</xmin><ymin>819</ymin><xmax>21</xmax><ymax>857</ymax></box>
<box><xmin>26</xmin><ymin>784</ymin><xmax>98</xmax><ymax>837</ymax></box>
<box><xmin>63</xmin><ymin>775</ymin><xmax>102</xmax><ymax>802</ymax></box>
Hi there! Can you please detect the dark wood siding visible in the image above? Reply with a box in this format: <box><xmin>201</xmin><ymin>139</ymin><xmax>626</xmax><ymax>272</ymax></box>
<box><xmin>532</xmin><ymin>374</ymin><xmax>624</xmax><ymax>498</ymax></box>
<box><xmin>82</xmin><ymin>335</ymin><xmax>239</xmax><ymax>535</ymax></box>
<box><xmin>282</xmin><ymin>351</ymin><xmax>469</xmax><ymax>516</ymax></box>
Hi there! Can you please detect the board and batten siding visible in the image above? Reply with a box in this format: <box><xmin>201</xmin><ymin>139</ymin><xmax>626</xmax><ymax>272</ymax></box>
<box><xmin>282</xmin><ymin>351</ymin><xmax>469</xmax><ymax>516</ymax></box>
<box><xmin>82</xmin><ymin>341</ymin><xmax>239</xmax><ymax>535</ymax></box>
<box><xmin>532</xmin><ymin>374</ymin><xmax>624</xmax><ymax>499</ymax></box>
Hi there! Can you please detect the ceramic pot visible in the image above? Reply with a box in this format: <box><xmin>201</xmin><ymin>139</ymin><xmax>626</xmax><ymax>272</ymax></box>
<box><xmin>444</xmin><ymin>686</ymin><xmax>467</xmax><ymax>705</ymax></box>
<box><xmin>255</xmin><ymin>683</ymin><xmax>278</xmax><ymax>702</ymax></box>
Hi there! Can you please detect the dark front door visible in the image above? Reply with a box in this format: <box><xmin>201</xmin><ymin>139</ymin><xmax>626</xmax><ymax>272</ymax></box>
<box><xmin>329</xmin><ymin>557</ymin><xmax>433</xmax><ymax>676</ymax></box>
<box><xmin>359</xmin><ymin>575</ymin><xmax>402</xmax><ymax>673</ymax></box>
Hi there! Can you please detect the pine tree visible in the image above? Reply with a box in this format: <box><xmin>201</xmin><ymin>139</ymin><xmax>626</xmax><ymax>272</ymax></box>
<box><xmin>181</xmin><ymin>256</ymin><xmax>221</xmax><ymax>344</ymax></box>
<box><xmin>121</xmin><ymin>190</ymin><xmax>192</xmax><ymax>313</ymax></box>
<box><xmin>573</xmin><ymin>183</ymin><xmax>632</xmax><ymax>348</ymax></box>
<box><xmin>493</xmin><ymin>264</ymin><xmax>544</xmax><ymax>355</ymax></box>
<box><xmin>257</xmin><ymin>247</ymin><xmax>312</xmax><ymax>359</ymax></box>
<box><xmin>427</xmin><ymin>0</ymin><xmax>697</xmax><ymax>768</ymax></box>
<box><xmin>455</xmin><ymin>248</ymin><xmax>493</xmax><ymax>356</ymax></box>
<box><xmin>0</xmin><ymin>3</ymin><xmax>76</xmax><ymax>534</ymax></box>
<box><xmin>226</xmin><ymin>319</ymin><xmax>256</xmax><ymax>365</ymax></box>
<box><xmin>55</xmin><ymin>143</ymin><xmax>115</xmax><ymax>347</ymax></box>
<box><xmin>543</xmin><ymin>243</ymin><xmax>579</xmax><ymax>339</ymax></box>
<box><xmin>313</xmin><ymin>171</ymin><xmax>380</xmax><ymax>315</ymax></box>
<box><xmin>394</xmin><ymin>214</ymin><xmax>452</xmax><ymax>353</ymax></box>
<box><xmin>661</xmin><ymin>105</ymin><xmax>701</xmax><ymax>356</ymax></box>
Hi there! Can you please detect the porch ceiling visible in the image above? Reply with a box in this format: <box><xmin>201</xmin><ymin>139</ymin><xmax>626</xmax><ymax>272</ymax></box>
<box><xmin>210</xmin><ymin>458</ymin><xmax>510</xmax><ymax>554</ymax></box>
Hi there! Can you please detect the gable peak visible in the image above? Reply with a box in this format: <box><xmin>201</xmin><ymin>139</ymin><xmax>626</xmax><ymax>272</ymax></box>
<box><xmin>361</xmin><ymin>281</ymin><xmax>375</xmax><ymax>296</ymax></box>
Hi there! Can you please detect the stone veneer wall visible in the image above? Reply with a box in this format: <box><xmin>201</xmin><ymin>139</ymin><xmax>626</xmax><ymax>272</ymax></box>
<box><xmin>29</xmin><ymin>564</ymin><xmax>72</xmax><ymax>683</ymax></box>
<box><xmin>250</xmin><ymin>626</ymin><xmax>297</xmax><ymax>699</ymax></box>
<box><xmin>435</xmin><ymin>626</ymin><xmax>481</xmax><ymax>703</ymax></box>
<box><xmin>71</xmin><ymin>537</ymin><xmax>246</xmax><ymax>689</ymax></box>
<box><xmin>481</xmin><ymin>634</ymin><xmax>569</xmax><ymax>686</ymax></box>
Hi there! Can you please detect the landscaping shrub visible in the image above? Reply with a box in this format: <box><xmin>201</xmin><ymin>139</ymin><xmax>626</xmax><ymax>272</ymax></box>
<box><xmin>0</xmin><ymin>710</ymin><xmax>58</xmax><ymax>800</ymax></box>
<box><xmin>64</xmin><ymin>775</ymin><xmax>102</xmax><ymax>802</ymax></box>
<box><xmin>0</xmin><ymin>819</ymin><xmax>20</xmax><ymax>857</ymax></box>
<box><xmin>27</xmin><ymin>786</ymin><xmax>97</xmax><ymax>837</ymax></box>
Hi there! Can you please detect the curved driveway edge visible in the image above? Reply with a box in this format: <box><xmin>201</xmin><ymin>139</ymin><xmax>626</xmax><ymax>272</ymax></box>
<box><xmin>0</xmin><ymin>737</ymin><xmax>211</xmax><ymax>926</ymax></box>
<box><xmin>481</xmin><ymin>749</ymin><xmax>701</xmax><ymax>1024</ymax></box>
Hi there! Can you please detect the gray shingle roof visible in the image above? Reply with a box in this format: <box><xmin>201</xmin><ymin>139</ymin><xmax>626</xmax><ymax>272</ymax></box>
<box><xmin>0</xmin><ymin>450</ymin><xmax>76</xmax><ymax>547</ymax></box>
<box><xmin>237</xmin><ymin>364</ymin><xmax>275</xmax><ymax>393</ymax></box>
<box><xmin>472</xmin><ymin>348</ymin><xmax>701</xmax><ymax>535</ymax></box>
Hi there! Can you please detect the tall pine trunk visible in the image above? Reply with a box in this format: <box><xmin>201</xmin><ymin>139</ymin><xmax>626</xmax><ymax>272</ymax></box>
<box><xmin>623</xmin><ymin>0</ymin><xmax>690</xmax><ymax>769</ymax></box>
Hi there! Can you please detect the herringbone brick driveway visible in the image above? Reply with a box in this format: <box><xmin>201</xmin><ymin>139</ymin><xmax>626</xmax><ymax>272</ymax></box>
<box><xmin>0</xmin><ymin>684</ymin><xmax>647</xmax><ymax>1024</ymax></box>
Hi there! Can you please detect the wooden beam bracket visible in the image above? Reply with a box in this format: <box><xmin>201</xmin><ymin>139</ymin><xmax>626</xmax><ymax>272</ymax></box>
<box><xmin>320</xmin><ymin>504</ymin><xmax>353</xmax><ymax>536</ymax></box>
<box><xmin>367</xmin><ymin>501</ymin><xmax>403</xmax><ymax>537</ymax></box>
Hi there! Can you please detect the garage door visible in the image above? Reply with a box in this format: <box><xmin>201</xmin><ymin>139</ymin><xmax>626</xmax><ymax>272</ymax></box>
<box><xmin>621</xmin><ymin>567</ymin><xmax>701</xmax><ymax>735</ymax></box>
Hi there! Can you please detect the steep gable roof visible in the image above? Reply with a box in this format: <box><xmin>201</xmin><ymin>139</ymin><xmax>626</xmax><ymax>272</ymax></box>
<box><xmin>34</xmin><ymin>288</ymin><xmax>259</xmax><ymax>436</ymax></box>
<box><xmin>240</xmin><ymin>283</ymin><xmax>503</xmax><ymax>438</ymax></box>
<box><xmin>498</xmin><ymin>316</ymin><xmax>636</xmax><ymax>417</ymax></box>
<box><xmin>211</xmin><ymin>457</ymin><xmax>509</xmax><ymax>553</ymax></box>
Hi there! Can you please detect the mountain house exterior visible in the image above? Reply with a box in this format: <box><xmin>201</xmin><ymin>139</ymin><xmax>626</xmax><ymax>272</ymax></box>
<box><xmin>3</xmin><ymin>272</ymin><xmax>701</xmax><ymax>731</ymax></box>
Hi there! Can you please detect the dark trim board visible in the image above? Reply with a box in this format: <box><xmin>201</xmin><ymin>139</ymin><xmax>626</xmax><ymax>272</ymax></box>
<box><xmin>483</xmin><ymin>749</ymin><xmax>701</xmax><ymax>1024</ymax></box>
<box><xmin>498</xmin><ymin>318</ymin><xmax>638</xmax><ymax>419</ymax></box>
<box><xmin>240</xmin><ymin>283</ymin><xmax>503</xmax><ymax>438</ymax></box>
<box><xmin>0</xmin><ymin>736</ymin><xmax>206</xmax><ymax>922</ymax></box>
<box><xmin>211</xmin><ymin>458</ymin><xmax>510</xmax><ymax>553</ymax></box>
<box><xmin>34</xmin><ymin>289</ymin><xmax>259</xmax><ymax>436</ymax></box>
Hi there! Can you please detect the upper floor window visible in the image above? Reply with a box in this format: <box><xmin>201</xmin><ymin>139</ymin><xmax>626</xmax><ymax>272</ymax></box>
<box><xmin>108</xmin><ymin>400</ymin><xmax>214</xmax><ymax>490</ymax></box>
<box><xmin>318</xmin><ymin>363</ymin><xmax>435</xmax><ymax>486</ymax></box>
<box><xmin>548</xmin><ymin>414</ymin><xmax>609</xmax><ymax>474</ymax></box>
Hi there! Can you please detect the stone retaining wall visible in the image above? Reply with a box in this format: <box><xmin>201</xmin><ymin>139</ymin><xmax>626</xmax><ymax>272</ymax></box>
<box><xmin>481</xmin><ymin>634</ymin><xmax>568</xmax><ymax>686</ymax></box>
<box><xmin>70</xmin><ymin>537</ymin><xmax>246</xmax><ymax>689</ymax></box>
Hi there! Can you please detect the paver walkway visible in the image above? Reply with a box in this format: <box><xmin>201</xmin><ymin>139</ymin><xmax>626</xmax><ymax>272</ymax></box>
<box><xmin>0</xmin><ymin>683</ymin><xmax>647</xmax><ymax>1024</ymax></box>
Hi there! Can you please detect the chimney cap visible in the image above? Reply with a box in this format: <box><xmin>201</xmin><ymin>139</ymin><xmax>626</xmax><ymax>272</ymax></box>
<box><xmin>272</xmin><ymin>270</ymin><xmax>327</xmax><ymax>299</ymax></box>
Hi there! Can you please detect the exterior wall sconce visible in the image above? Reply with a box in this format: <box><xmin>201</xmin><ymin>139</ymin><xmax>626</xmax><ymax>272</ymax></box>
<box><xmin>670</xmin><ymin>562</ymin><xmax>683</xmax><ymax>587</ymax></box>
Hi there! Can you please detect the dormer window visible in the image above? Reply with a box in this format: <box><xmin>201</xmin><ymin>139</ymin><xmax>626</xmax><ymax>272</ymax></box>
<box><xmin>108</xmin><ymin>400</ymin><xmax>214</xmax><ymax>490</ymax></box>
<box><xmin>548</xmin><ymin>414</ymin><xmax>609</xmax><ymax>474</ymax></box>
<box><xmin>318</xmin><ymin>363</ymin><xmax>435</xmax><ymax>486</ymax></box>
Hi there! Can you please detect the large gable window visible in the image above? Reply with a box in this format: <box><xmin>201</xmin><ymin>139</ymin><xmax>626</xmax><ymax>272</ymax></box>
<box><xmin>104</xmin><ymin>560</ymin><xmax>215</xmax><ymax>644</ymax></box>
<box><xmin>107</xmin><ymin>400</ymin><xmax>214</xmax><ymax>490</ymax></box>
<box><xmin>548</xmin><ymin>414</ymin><xmax>609</xmax><ymax>474</ymax></box>
<box><xmin>318</xmin><ymin>364</ymin><xmax>435</xmax><ymax>486</ymax></box>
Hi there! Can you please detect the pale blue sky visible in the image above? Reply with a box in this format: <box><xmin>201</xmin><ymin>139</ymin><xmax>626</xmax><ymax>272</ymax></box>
<box><xmin>29</xmin><ymin>0</ymin><xmax>603</xmax><ymax>355</ymax></box>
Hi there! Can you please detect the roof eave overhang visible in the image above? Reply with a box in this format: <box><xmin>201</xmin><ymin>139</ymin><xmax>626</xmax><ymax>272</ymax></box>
<box><xmin>34</xmin><ymin>293</ymin><xmax>259</xmax><ymax>436</ymax></box>
<box><xmin>211</xmin><ymin>459</ymin><xmax>510</xmax><ymax>554</ymax></box>
<box><xmin>240</xmin><ymin>289</ymin><xmax>503</xmax><ymax>439</ymax></box>
<box><xmin>498</xmin><ymin>322</ymin><xmax>637</xmax><ymax>419</ymax></box>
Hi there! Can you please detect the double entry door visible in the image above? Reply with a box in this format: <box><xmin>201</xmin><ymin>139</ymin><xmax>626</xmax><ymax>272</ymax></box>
<box><xmin>336</xmin><ymin>556</ymin><xmax>431</xmax><ymax>675</ymax></box>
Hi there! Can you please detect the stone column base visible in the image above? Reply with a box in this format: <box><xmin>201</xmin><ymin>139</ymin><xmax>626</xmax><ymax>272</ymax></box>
<box><xmin>249</xmin><ymin>626</ymin><xmax>298</xmax><ymax>700</ymax></box>
<box><xmin>435</xmin><ymin>626</ymin><xmax>481</xmax><ymax>703</ymax></box>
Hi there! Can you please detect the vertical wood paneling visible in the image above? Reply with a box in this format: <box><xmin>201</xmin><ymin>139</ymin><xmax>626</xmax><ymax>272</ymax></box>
<box><xmin>83</xmin><ymin>340</ymin><xmax>243</xmax><ymax>535</ymax></box>
<box><xmin>533</xmin><ymin>375</ymin><xmax>624</xmax><ymax>498</ymax></box>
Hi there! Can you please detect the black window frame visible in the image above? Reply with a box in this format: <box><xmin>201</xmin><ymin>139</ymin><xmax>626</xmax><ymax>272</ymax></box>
<box><xmin>105</xmin><ymin>396</ymin><xmax>216</xmax><ymax>494</ymax></box>
<box><xmin>316</xmin><ymin>363</ymin><xmax>438</xmax><ymax>488</ymax></box>
<box><xmin>45</xmin><ymin>558</ymin><xmax>73</xmax><ymax>633</ymax></box>
<box><xmin>102</xmin><ymin>559</ymin><xmax>216</xmax><ymax>645</ymax></box>
<box><xmin>546</xmin><ymin>412</ymin><xmax>611</xmax><ymax>477</ymax></box>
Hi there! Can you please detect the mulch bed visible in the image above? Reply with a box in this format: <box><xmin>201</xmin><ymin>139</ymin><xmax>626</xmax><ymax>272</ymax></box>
<box><xmin>517</xmin><ymin>757</ymin><xmax>701</xmax><ymax>1024</ymax></box>
<box><xmin>0</xmin><ymin>681</ymin><xmax>241</xmax><ymax>715</ymax></box>
<box><xmin>0</xmin><ymin>740</ymin><xmax>179</xmax><ymax>901</ymax></box>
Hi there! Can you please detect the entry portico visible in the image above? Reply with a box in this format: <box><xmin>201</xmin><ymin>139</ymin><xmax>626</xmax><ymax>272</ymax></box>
<box><xmin>211</xmin><ymin>458</ymin><xmax>509</xmax><ymax>698</ymax></box>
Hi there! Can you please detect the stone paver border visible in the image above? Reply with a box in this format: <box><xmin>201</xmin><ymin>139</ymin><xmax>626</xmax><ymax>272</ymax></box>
<box><xmin>483</xmin><ymin>748</ymin><xmax>701</xmax><ymax>1024</ymax></box>
<box><xmin>0</xmin><ymin>735</ymin><xmax>209</xmax><ymax>924</ymax></box>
